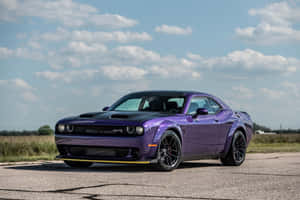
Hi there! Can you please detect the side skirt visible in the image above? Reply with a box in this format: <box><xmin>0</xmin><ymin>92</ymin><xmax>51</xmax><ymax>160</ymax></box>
<box><xmin>182</xmin><ymin>154</ymin><xmax>220</xmax><ymax>161</ymax></box>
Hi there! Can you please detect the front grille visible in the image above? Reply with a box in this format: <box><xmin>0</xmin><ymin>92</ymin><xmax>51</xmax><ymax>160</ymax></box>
<box><xmin>57</xmin><ymin>145</ymin><xmax>139</xmax><ymax>160</ymax></box>
<box><xmin>72</xmin><ymin>125</ymin><xmax>128</xmax><ymax>136</ymax></box>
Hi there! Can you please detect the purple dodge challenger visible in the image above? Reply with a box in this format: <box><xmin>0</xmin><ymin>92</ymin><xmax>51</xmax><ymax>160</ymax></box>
<box><xmin>55</xmin><ymin>91</ymin><xmax>253</xmax><ymax>171</ymax></box>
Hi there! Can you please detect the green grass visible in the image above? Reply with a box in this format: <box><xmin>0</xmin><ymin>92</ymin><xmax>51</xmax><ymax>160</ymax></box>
<box><xmin>250</xmin><ymin>134</ymin><xmax>300</xmax><ymax>143</ymax></box>
<box><xmin>1</xmin><ymin>134</ymin><xmax>300</xmax><ymax>162</ymax></box>
<box><xmin>247</xmin><ymin>143</ymin><xmax>300</xmax><ymax>153</ymax></box>
<box><xmin>247</xmin><ymin>134</ymin><xmax>300</xmax><ymax>153</ymax></box>
<box><xmin>0</xmin><ymin>155</ymin><xmax>57</xmax><ymax>162</ymax></box>
<box><xmin>0</xmin><ymin>136</ymin><xmax>58</xmax><ymax>162</ymax></box>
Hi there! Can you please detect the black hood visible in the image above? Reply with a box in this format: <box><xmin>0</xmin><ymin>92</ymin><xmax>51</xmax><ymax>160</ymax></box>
<box><xmin>74</xmin><ymin>111</ymin><xmax>174</xmax><ymax>123</ymax></box>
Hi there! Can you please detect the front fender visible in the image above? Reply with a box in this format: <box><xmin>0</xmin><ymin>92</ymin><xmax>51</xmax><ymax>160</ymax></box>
<box><xmin>142</xmin><ymin>119</ymin><xmax>183</xmax><ymax>160</ymax></box>
<box><xmin>152</xmin><ymin>120</ymin><xmax>183</xmax><ymax>144</ymax></box>
<box><xmin>222</xmin><ymin>120</ymin><xmax>247</xmax><ymax>157</ymax></box>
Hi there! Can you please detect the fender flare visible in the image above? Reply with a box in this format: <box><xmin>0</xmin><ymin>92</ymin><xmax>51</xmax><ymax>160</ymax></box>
<box><xmin>222</xmin><ymin>121</ymin><xmax>247</xmax><ymax>157</ymax></box>
<box><xmin>152</xmin><ymin>120</ymin><xmax>183</xmax><ymax>145</ymax></box>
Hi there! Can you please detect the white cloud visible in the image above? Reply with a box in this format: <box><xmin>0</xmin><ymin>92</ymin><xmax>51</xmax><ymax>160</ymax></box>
<box><xmin>150</xmin><ymin>65</ymin><xmax>200</xmax><ymax>79</ymax></box>
<box><xmin>0</xmin><ymin>0</ymin><xmax>17</xmax><ymax>10</ymax></box>
<box><xmin>91</xmin><ymin>86</ymin><xmax>103</xmax><ymax>97</ymax></box>
<box><xmin>28</xmin><ymin>41</ymin><xmax>41</xmax><ymax>49</ymax></box>
<box><xmin>155</xmin><ymin>24</ymin><xmax>192</xmax><ymax>35</ymax></box>
<box><xmin>282</xmin><ymin>81</ymin><xmax>300</xmax><ymax>97</ymax></box>
<box><xmin>188</xmin><ymin>49</ymin><xmax>299</xmax><ymax>74</ymax></box>
<box><xmin>21</xmin><ymin>91</ymin><xmax>38</xmax><ymax>102</ymax></box>
<box><xmin>3</xmin><ymin>40</ymin><xmax>299</xmax><ymax>79</ymax></box>
<box><xmin>12</xmin><ymin>78</ymin><xmax>33</xmax><ymax>90</ymax></box>
<box><xmin>0</xmin><ymin>46</ymin><xmax>44</xmax><ymax>60</ymax></box>
<box><xmin>0</xmin><ymin>78</ymin><xmax>37</xmax><ymax>102</ymax></box>
<box><xmin>68</xmin><ymin>41</ymin><xmax>107</xmax><ymax>54</ymax></box>
<box><xmin>260</xmin><ymin>88</ymin><xmax>285</xmax><ymax>99</ymax></box>
<box><xmin>89</xmin><ymin>14</ymin><xmax>138</xmax><ymax>28</ymax></box>
<box><xmin>187</xmin><ymin>53</ymin><xmax>203</xmax><ymax>60</ymax></box>
<box><xmin>38</xmin><ymin>27</ymin><xmax>69</xmax><ymax>41</ymax></box>
<box><xmin>232</xmin><ymin>85</ymin><xmax>254</xmax><ymax>99</ymax></box>
<box><xmin>31</xmin><ymin>43</ymin><xmax>299</xmax><ymax>82</ymax></box>
<box><xmin>113</xmin><ymin>46</ymin><xmax>161</xmax><ymax>63</ymax></box>
<box><xmin>101</xmin><ymin>66</ymin><xmax>148</xmax><ymax>80</ymax></box>
<box><xmin>106</xmin><ymin>82</ymin><xmax>150</xmax><ymax>99</ymax></box>
<box><xmin>15</xmin><ymin>48</ymin><xmax>44</xmax><ymax>60</ymax></box>
<box><xmin>236</xmin><ymin>1</ymin><xmax>300</xmax><ymax>45</ymax></box>
<box><xmin>0</xmin><ymin>47</ymin><xmax>13</xmax><ymax>58</ymax></box>
<box><xmin>35</xmin><ymin>69</ymin><xmax>99</xmax><ymax>83</ymax></box>
<box><xmin>0</xmin><ymin>78</ymin><xmax>33</xmax><ymax>90</ymax></box>
<box><xmin>0</xmin><ymin>0</ymin><xmax>137</xmax><ymax>28</ymax></box>
<box><xmin>71</xmin><ymin>30</ymin><xmax>152</xmax><ymax>43</ymax></box>
<box><xmin>34</xmin><ymin>28</ymin><xmax>152</xmax><ymax>43</ymax></box>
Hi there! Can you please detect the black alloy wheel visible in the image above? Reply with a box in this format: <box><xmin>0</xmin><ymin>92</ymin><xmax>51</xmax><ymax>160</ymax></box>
<box><xmin>221</xmin><ymin>130</ymin><xmax>247</xmax><ymax>166</ymax></box>
<box><xmin>157</xmin><ymin>130</ymin><xmax>182</xmax><ymax>171</ymax></box>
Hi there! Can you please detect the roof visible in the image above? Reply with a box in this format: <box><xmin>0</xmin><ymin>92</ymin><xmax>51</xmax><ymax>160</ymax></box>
<box><xmin>127</xmin><ymin>90</ymin><xmax>208</xmax><ymax>96</ymax></box>
<box><xmin>119</xmin><ymin>90</ymin><xmax>230</xmax><ymax>109</ymax></box>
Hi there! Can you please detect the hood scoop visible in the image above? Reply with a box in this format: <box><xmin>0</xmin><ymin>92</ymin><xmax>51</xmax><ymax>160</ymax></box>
<box><xmin>79</xmin><ymin>112</ymin><xmax>99</xmax><ymax>118</ymax></box>
<box><xmin>110</xmin><ymin>114</ymin><xmax>129</xmax><ymax>119</ymax></box>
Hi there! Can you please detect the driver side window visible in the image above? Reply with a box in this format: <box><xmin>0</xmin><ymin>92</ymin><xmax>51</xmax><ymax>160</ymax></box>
<box><xmin>187</xmin><ymin>97</ymin><xmax>209</xmax><ymax>114</ymax></box>
<box><xmin>187</xmin><ymin>96</ymin><xmax>222</xmax><ymax>115</ymax></box>
<box><xmin>206</xmin><ymin>98</ymin><xmax>222</xmax><ymax>114</ymax></box>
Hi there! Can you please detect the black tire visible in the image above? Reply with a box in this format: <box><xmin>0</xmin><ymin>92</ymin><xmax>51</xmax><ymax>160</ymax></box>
<box><xmin>156</xmin><ymin>130</ymin><xmax>182</xmax><ymax>171</ymax></box>
<box><xmin>221</xmin><ymin>131</ymin><xmax>247</xmax><ymax>166</ymax></box>
<box><xmin>64</xmin><ymin>160</ymin><xmax>93</xmax><ymax>168</ymax></box>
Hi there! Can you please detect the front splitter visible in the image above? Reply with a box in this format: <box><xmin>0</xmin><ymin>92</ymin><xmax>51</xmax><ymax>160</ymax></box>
<box><xmin>57</xmin><ymin>156</ymin><xmax>157</xmax><ymax>164</ymax></box>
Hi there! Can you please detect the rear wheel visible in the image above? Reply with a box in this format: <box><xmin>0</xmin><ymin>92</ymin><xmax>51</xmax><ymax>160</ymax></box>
<box><xmin>221</xmin><ymin>131</ymin><xmax>247</xmax><ymax>166</ymax></box>
<box><xmin>156</xmin><ymin>131</ymin><xmax>182</xmax><ymax>171</ymax></box>
<box><xmin>64</xmin><ymin>160</ymin><xmax>93</xmax><ymax>168</ymax></box>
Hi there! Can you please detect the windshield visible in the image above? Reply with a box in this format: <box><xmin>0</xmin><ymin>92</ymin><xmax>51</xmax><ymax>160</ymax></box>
<box><xmin>109</xmin><ymin>95</ymin><xmax>186</xmax><ymax>114</ymax></box>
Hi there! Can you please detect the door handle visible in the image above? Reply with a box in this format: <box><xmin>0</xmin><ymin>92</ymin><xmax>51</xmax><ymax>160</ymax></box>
<box><xmin>214</xmin><ymin>119</ymin><xmax>219</xmax><ymax>123</ymax></box>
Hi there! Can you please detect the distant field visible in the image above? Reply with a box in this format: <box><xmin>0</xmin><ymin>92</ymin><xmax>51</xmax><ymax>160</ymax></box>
<box><xmin>250</xmin><ymin>134</ymin><xmax>300</xmax><ymax>143</ymax></box>
<box><xmin>247</xmin><ymin>134</ymin><xmax>300</xmax><ymax>153</ymax></box>
<box><xmin>0</xmin><ymin>134</ymin><xmax>300</xmax><ymax>162</ymax></box>
<box><xmin>0</xmin><ymin>136</ymin><xmax>57</xmax><ymax>162</ymax></box>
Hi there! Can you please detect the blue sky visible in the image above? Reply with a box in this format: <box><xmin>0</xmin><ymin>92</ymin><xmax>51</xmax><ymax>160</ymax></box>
<box><xmin>0</xmin><ymin>0</ymin><xmax>300</xmax><ymax>130</ymax></box>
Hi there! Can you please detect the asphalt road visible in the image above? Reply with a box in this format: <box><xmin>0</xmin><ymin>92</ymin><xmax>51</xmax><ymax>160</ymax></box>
<box><xmin>0</xmin><ymin>153</ymin><xmax>299</xmax><ymax>200</ymax></box>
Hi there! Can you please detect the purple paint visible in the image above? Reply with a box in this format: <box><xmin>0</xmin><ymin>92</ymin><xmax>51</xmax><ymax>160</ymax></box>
<box><xmin>55</xmin><ymin>90</ymin><xmax>253</xmax><ymax>166</ymax></box>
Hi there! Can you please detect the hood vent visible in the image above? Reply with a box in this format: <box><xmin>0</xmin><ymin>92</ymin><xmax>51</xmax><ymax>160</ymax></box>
<box><xmin>110</xmin><ymin>114</ymin><xmax>129</xmax><ymax>119</ymax></box>
<box><xmin>79</xmin><ymin>113</ymin><xmax>98</xmax><ymax>118</ymax></box>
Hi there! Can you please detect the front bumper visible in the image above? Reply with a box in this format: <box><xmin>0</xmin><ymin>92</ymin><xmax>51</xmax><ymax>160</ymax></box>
<box><xmin>55</xmin><ymin>131</ymin><xmax>158</xmax><ymax>162</ymax></box>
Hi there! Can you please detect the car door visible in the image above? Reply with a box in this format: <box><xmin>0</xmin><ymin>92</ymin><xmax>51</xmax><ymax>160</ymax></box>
<box><xmin>182</xmin><ymin>96</ymin><xmax>218</xmax><ymax>156</ymax></box>
<box><xmin>207</xmin><ymin>98</ymin><xmax>233</xmax><ymax>153</ymax></box>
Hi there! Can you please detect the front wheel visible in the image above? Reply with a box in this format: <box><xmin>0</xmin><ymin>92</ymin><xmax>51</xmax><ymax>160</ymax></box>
<box><xmin>156</xmin><ymin>131</ymin><xmax>182</xmax><ymax>171</ymax></box>
<box><xmin>64</xmin><ymin>160</ymin><xmax>93</xmax><ymax>168</ymax></box>
<box><xmin>221</xmin><ymin>131</ymin><xmax>247</xmax><ymax>166</ymax></box>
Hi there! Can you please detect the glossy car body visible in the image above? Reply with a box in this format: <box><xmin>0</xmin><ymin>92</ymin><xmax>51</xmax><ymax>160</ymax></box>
<box><xmin>55</xmin><ymin>91</ymin><xmax>253</xmax><ymax>168</ymax></box>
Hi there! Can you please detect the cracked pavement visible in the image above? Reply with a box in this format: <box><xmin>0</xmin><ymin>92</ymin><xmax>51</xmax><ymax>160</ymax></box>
<box><xmin>0</xmin><ymin>153</ymin><xmax>299</xmax><ymax>200</ymax></box>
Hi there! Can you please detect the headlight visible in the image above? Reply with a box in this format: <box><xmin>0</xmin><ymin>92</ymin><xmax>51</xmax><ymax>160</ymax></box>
<box><xmin>57</xmin><ymin>124</ymin><xmax>65</xmax><ymax>132</ymax></box>
<box><xmin>126</xmin><ymin>126</ymin><xmax>135</xmax><ymax>135</ymax></box>
<box><xmin>135</xmin><ymin>126</ymin><xmax>144</xmax><ymax>135</ymax></box>
<box><xmin>66</xmin><ymin>124</ymin><xmax>74</xmax><ymax>133</ymax></box>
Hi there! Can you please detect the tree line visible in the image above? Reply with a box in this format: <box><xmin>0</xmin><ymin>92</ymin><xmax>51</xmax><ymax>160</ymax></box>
<box><xmin>0</xmin><ymin>125</ymin><xmax>54</xmax><ymax>136</ymax></box>
<box><xmin>253</xmin><ymin>123</ymin><xmax>300</xmax><ymax>134</ymax></box>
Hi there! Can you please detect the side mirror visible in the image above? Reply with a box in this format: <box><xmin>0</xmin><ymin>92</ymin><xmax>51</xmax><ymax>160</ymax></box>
<box><xmin>102</xmin><ymin>106</ymin><xmax>109</xmax><ymax>111</ymax></box>
<box><xmin>193</xmin><ymin>108</ymin><xmax>208</xmax><ymax>118</ymax></box>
